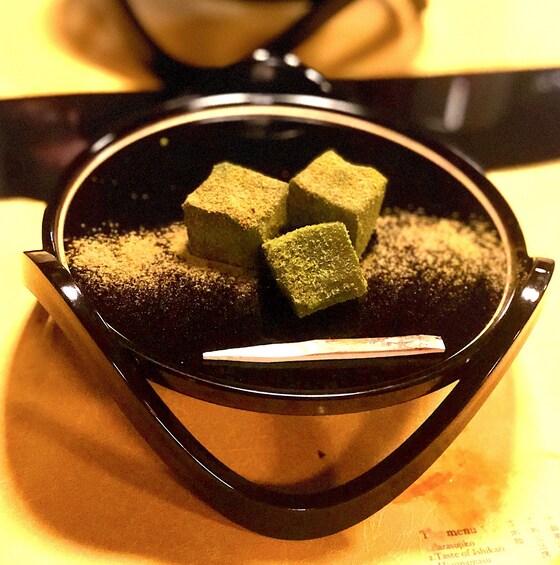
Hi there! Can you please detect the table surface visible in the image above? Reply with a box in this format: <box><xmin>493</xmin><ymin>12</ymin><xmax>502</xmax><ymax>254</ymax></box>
<box><xmin>1</xmin><ymin>1</ymin><xmax>559</xmax><ymax>564</ymax></box>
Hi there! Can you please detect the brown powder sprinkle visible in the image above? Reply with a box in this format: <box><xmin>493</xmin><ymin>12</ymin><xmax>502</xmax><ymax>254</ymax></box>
<box><xmin>66</xmin><ymin>223</ymin><xmax>262</xmax><ymax>363</ymax></box>
<box><xmin>362</xmin><ymin>209</ymin><xmax>506</xmax><ymax>297</ymax></box>
<box><xmin>65</xmin><ymin>208</ymin><xmax>508</xmax><ymax>372</ymax></box>
<box><xmin>67</xmin><ymin>222</ymin><xmax>256</xmax><ymax>293</ymax></box>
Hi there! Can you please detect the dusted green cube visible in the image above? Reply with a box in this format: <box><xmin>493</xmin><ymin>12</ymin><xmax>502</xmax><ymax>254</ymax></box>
<box><xmin>288</xmin><ymin>150</ymin><xmax>387</xmax><ymax>257</ymax></box>
<box><xmin>183</xmin><ymin>162</ymin><xmax>288</xmax><ymax>268</ymax></box>
<box><xmin>262</xmin><ymin>222</ymin><xmax>367</xmax><ymax>317</ymax></box>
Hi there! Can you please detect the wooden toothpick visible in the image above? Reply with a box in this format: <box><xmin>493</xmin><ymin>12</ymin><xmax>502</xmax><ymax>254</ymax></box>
<box><xmin>203</xmin><ymin>335</ymin><xmax>445</xmax><ymax>363</ymax></box>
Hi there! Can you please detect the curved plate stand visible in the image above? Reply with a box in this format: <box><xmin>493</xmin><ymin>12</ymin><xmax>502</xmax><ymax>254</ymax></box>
<box><xmin>22</xmin><ymin>250</ymin><xmax>553</xmax><ymax>539</ymax></box>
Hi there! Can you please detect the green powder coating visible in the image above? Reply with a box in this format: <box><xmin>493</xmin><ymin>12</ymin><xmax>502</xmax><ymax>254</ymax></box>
<box><xmin>183</xmin><ymin>162</ymin><xmax>289</xmax><ymax>268</ymax></box>
<box><xmin>288</xmin><ymin>150</ymin><xmax>387</xmax><ymax>257</ymax></box>
<box><xmin>262</xmin><ymin>222</ymin><xmax>368</xmax><ymax>317</ymax></box>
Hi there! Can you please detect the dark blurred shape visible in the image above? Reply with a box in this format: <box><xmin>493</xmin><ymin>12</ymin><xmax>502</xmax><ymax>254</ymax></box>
<box><xmin>334</xmin><ymin>67</ymin><xmax>560</xmax><ymax>169</ymax></box>
<box><xmin>0</xmin><ymin>93</ymin><xmax>162</xmax><ymax>200</ymax></box>
<box><xmin>2</xmin><ymin>67</ymin><xmax>560</xmax><ymax>200</ymax></box>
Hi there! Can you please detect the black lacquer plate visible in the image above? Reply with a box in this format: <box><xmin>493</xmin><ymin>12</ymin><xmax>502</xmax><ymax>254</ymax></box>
<box><xmin>42</xmin><ymin>98</ymin><xmax>533</xmax><ymax>412</ymax></box>
<box><xmin>22</xmin><ymin>93</ymin><xmax>554</xmax><ymax>539</ymax></box>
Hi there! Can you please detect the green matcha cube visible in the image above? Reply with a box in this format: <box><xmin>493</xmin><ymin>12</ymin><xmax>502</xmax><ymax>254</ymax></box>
<box><xmin>288</xmin><ymin>150</ymin><xmax>387</xmax><ymax>257</ymax></box>
<box><xmin>183</xmin><ymin>162</ymin><xmax>288</xmax><ymax>268</ymax></box>
<box><xmin>262</xmin><ymin>222</ymin><xmax>367</xmax><ymax>317</ymax></box>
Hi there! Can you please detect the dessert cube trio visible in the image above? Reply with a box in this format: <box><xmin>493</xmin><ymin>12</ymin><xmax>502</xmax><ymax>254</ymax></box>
<box><xmin>182</xmin><ymin>150</ymin><xmax>387</xmax><ymax>317</ymax></box>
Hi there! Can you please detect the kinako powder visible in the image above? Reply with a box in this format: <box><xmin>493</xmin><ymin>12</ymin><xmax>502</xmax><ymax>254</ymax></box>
<box><xmin>65</xmin><ymin>208</ymin><xmax>508</xmax><ymax>374</ymax></box>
